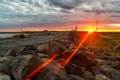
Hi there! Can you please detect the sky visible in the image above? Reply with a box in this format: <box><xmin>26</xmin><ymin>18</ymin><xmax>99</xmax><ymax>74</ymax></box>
<box><xmin>0</xmin><ymin>0</ymin><xmax>120</xmax><ymax>32</ymax></box>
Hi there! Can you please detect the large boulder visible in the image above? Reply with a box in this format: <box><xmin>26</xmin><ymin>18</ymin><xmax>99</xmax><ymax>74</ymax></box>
<box><xmin>0</xmin><ymin>74</ymin><xmax>11</xmax><ymax>80</ymax></box>
<box><xmin>57</xmin><ymin>58</ymin><xmax>85</xmax><ymax>76</ymax></box>
<box><xmin>32</xmin><ymin>61</ymin><xmax>66</xmax><ymax>80</ymax></box>
<box><xmin>37</xmin><ymin>43</ymin><xmax>49</xmax><ymax>53</ymax></box>
<box><xmin>0</xmin><ymin>56</ymin><xmax>14</xmax><ymax>77</ymax></box>
<box><xmin>71</xmin><ymin>51</ymin><xmax>97</xmax><ymax>67</ymax></box>
<box><xmin>11</xmin><ymin>55</ymin><xmax>43</xmax><ymax>80</ymax></box>
<box><xmin>6</xmin><ymin>46</ymin><xmax>21</xmax><ymax>56</ymax></box>
<box><xmin>45</xmin><ymin>41</ymin><xmax>67</xmax><ymax>57</ymax></box>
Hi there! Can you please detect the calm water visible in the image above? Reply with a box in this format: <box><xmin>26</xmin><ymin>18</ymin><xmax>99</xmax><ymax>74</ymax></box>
<box><xmin>0</xmin><ymin>33</ymin><xmax>18</xmax><ymax>38</ymax></box>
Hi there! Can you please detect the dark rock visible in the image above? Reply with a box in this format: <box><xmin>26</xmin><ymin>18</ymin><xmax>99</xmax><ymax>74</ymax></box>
<box><xmin>11</xmin><ymin>55</ymin><xmax>43</xmax><ymax>80</ymax></box>
<box><xmin>57</xmin><ymin>39</ymin><xmax>70</xmax><ymax>45</ymax></box>
<box><xmin>115</xmin><ymin>46</ymin><xmax>120</xmax><ymax>52</ymax></box>
<box><xmin>23</xmin><ymin>45</ymin><xmax>37</xmax><ymax>51</ymax></box>
<box><xmin>17</xmin><ymin>50</ymin><xmax>37</xmax><ymax>56</ymax></box>
<box><xmin>57</xmin><ymin>58</ymin><xmax>85</xmax><ymax>76</ymax></box>
<box><xmin>0</xmin><ymin>56</ymin><xmax>14</xmax><ymax>77</ymax></box>
<box><xmin>116</xmin><ymin>57</ymin><xmax>120</xmax><ymax>61</ymax></box>
<box><xmin>83</xmin><ymin>71</ymin><xmax>95</xmax><ymax>80</ymax></box>
<box><xmin>12</xmin><ymin>34</ymin><xmax>26</xmax><ymax>39</ymax></box>
<box><xmin>32</xmin><ymin>61</ymin><xmax>66</xmax><ymax>80</ymax></box>
<box><xmin>111</xmin><ymin>62</ymin><xmax>120</xmax><ymax>70</ymax></box>
<box><xmin>45</xmin><ymin>41</ymin><xmax>67</xmax><ymax>57</ymax></box>
<box><xmin>6</xmin><ymin>46</ymin><xmax>21</xmax><ymax>56</ymax></box>
<box><xmin>71</xmin><ymin>51</ymin><xmax>97</xmax><ymax>67</ymax></box>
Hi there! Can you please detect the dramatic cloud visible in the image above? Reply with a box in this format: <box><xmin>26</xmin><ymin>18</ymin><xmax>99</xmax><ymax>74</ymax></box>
<box><xmin>0</xmin><ymin>0</ymin><xmax>120</xmax><ymax>31</ymax></box>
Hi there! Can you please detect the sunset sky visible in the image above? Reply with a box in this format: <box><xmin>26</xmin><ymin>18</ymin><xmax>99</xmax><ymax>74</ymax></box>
<box><xmin>0</xmin><ymin>0</ymin><xmax>120</xmax><ymax>32</ymax></box>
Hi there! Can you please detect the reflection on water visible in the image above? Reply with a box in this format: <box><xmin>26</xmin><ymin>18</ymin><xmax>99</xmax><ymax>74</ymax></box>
<box><xmin>0</xmin><ymin>33</ymin><xmax>18</xmax><ymax>38</ymax></box>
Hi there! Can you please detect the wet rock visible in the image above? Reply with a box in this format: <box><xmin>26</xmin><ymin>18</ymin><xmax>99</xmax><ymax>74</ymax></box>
<box><xmin>57</xmin><ymin>58</ymin><xmax>85</xmax><ymax>76</ymax></box>
<box><xmin>11</xmin><ymin>55</ymin><xmax>43</xmax><ymax>80</ymax></box>
<box><xmin>0</xmin><ymin>74</ymin><xmax>11</xmax><ymax>80</ymax></box>
<box><xmin>32</xmin><ymin>61</ymin><xmax>66</xmax><ymax>80</ymax></box>
<box><xmin>83</xmin><ymin>71</ymin><xmax>95</xmax><ymax>80</ymax></box>
<box><xmin>17</xmin><ymin>50</ymin><xmax>37</xmax><ymax>56</ymax></box>
<box><xmin>37</xmin><ymin>43</ymin><xmax>49</xmax><ymax>53</ymax></box>
<box><xmin>71</xmin><ymin>51</ymin><xmax>97</xmax><ymax>67</ymax></box>
<box><xmin>95</xmin><ymin>74</ymin><xmax>111</xmax><ymax>80</ymax></box>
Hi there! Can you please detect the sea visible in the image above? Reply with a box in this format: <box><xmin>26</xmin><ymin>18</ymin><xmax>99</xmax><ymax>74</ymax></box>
<box><xmin>0</xmin><ymin>33</ymin><xmax>17</xmax><ymax>38</ymax></box>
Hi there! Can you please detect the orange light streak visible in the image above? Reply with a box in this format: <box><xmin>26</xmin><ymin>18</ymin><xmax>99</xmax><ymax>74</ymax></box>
<box><xmin>64</xmin><ymin>32</ymin><xmax>91</xmax><ymax>66</ymax></box>
<box><xmin>23</xmin><ymin>54</ymin><xmax>57</xmax><ymax>80</ymax></box>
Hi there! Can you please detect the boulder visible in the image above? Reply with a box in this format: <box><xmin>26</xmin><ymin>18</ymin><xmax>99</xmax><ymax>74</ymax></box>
<box><xmin>57</xmin><ymin>58</ymin><xmax>85</xmax><ymax>76</ymax></box>
<box><xmin>71</xmin><ymin>51</ymin><xmax>97</xmax><ymax>67</ymax></box>
<box><xmin>57</xmin><ymin>39</ymin><xmax>70</xmax><ymax>45</ymax></box>
<box><xmin>11</xmin><ymin>55</ymin><xmax>43</xmax><ymax>80</ymax></box>
<box><xmin>83</xmin><ymin>71</ymin><xmax>95</xmax><ymax>80</ymax></box>
<box><xmin>44</xmin><ymin>41</ymin><xmax>67</xmax><ymax>57</ymax></box>
<box><xmin>111</xmin><ymin>61</ymin><xmax>120</xmax><ymax>70</ymax></box>
<box><xmin>115</xmin><ymin>46</ymin><xmax>120</xmax><ymax>52</ymax></box>
<box><xmin>98</xmin><ymin>66</ymin><xmax>112</xmax><ymax>78</ymax></box>
<box><xmin>95</xmin><ymin>74</ymin><xmax>111</xmax><ymax>80</ymax></box>
<box><xmin>0</xmin><ymin>74</ymin><xmax>11</xmax><ymax>80</ymax></box>
<box><xmin>32</xmin><ymin>61</ymin><xmax>66</xmax><ymax>80</ymax></box>
<box><xmin>17</xmin><ymin>50</ymin><xmax>37</xmax><ymax>56</ymax></box>
<box><xmin>23</xmin><ymin>45</ymin><xmax>37</xmax><ymax>51</ymax></box>
<box><xmin>0</xmin><ymin>56</ymin><xmax>14</xmax><ymax>76</ymax></box>
<box><xmin>6</xmin><ymin>46</ymin><xmax>21</xmax><ymax>56</ymax></box>
<box><xmin>37</xmin><ymin>43</ymin><xmax>49</xmax><ymax>53</ymax></box>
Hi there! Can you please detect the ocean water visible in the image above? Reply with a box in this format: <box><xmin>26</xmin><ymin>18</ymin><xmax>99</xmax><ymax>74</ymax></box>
<box><xmin>0</xmin><ymin>33</ymin><xmax>17</xmax><ymax>38</ymax></box>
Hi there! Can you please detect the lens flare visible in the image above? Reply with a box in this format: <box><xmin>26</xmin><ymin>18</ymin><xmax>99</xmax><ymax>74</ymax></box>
<box><xmin>23</xmin><ymin>54</ymin><xmax>57</xmax><ymax>80</ymax></box>
<box><xmin>63</xmin><ymin>32</ymin><xmax>91</xmax><ymax>66</ymax></box>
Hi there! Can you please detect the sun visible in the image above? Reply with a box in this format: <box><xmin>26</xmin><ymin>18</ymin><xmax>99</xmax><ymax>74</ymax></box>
<box><xmin>88</xmin><ymin>30</ymin><xmax>94</xmax><ymax>33</ymax></box>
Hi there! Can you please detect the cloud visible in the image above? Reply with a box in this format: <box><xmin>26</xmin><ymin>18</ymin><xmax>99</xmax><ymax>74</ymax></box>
<box><xmin>0</xmin><ymin>0</ymin><xmax>120</xmax><ymax>30</ymax></box>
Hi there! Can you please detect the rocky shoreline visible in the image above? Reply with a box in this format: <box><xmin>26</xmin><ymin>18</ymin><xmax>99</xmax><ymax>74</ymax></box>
<box><xmin>0</xmin><ymin>31</ymin><xmax>120</xmax><ymax>80</ymax></box>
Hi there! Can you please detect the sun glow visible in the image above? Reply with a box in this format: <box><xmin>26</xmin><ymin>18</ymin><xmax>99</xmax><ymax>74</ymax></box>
<box><xmin>88</xmin><ymin>30</ymin><xmax>95</xmax><ymax>33</ymax></box>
